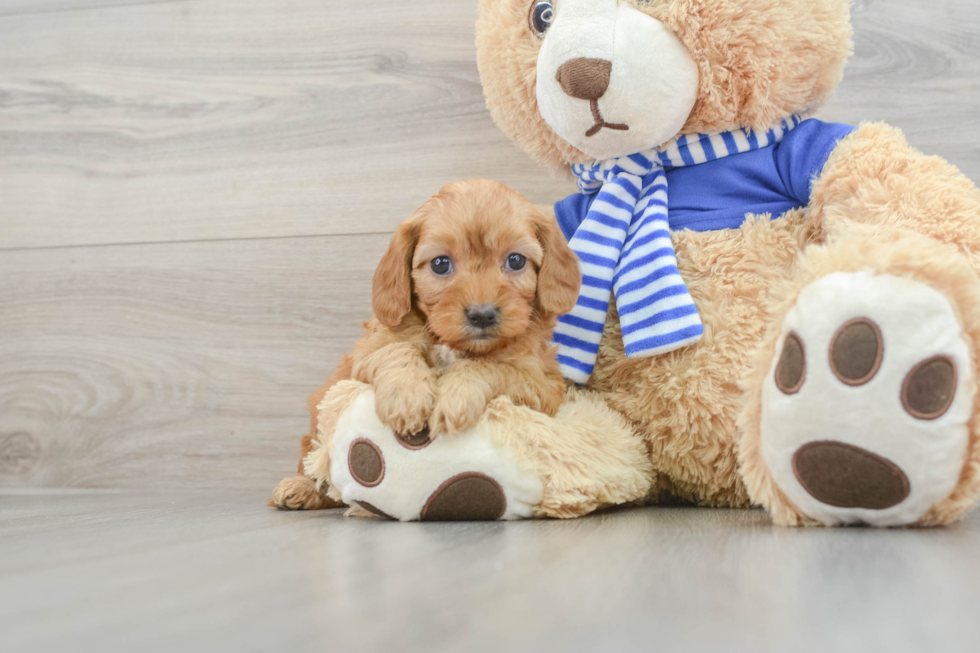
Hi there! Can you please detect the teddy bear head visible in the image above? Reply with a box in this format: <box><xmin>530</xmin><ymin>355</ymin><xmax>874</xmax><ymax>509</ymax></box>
<box><xmin>476</xmin><ymin>0</ymin><xmax>853</xmax><ymax>167</ymax></box>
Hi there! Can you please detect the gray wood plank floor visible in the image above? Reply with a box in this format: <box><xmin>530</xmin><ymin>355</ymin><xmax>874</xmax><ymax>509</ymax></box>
<box><xmin>3</xmin><ymin>490</ymin><xmax>980</xmax><ymax>653</ymax></box>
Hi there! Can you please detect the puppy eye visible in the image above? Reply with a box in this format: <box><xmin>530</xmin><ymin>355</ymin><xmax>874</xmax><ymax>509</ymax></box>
<box><xmin>529</xmin><ymin>2</ymin><xmax>554</xmax><ymax>38</ymax></box>
<box><xmin>506</xmin><ymin>253</ymin><xmax>527</xmax><ymax>271</ymax></box>
<box><xmin>430</xmin><ymin>256</ymin><xmax>453</xmax><ymax>275</ymax></box>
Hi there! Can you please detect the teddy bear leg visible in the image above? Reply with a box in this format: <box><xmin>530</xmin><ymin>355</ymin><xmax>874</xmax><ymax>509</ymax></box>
<box><xmin>485</xmin><ymin>386</ymin><xmax>655</xmax><ymax>519</ymax></box>
<box><xmin>302</xmin><ymin>381</ymin><xmax>654</xmax><ymax>521</ymax></box>
<box><xmin>739</xmin><ymin>232</ymin><xmax>980</xmax><ymax>527</ymax></box>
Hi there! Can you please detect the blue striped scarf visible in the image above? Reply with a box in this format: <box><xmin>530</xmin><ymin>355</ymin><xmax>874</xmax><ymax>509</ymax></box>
<box><xmin>555</xmin><ymin>115</ymin><xmax>803</xmax><ymax>383</ymax></box>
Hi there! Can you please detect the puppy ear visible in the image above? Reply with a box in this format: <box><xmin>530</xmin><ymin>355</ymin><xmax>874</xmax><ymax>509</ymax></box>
<box><xmin>533</xmin><ymin>207</ymin><xmax>581</xmax><ymax>316</ymax></box>
<box><xmin>372</xmin><ymin>215</ymin><xmax>422</xmax><ymax>327</ymax></box>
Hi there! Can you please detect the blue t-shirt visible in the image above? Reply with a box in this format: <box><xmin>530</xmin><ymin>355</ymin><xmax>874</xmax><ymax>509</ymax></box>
<box><xmin>554</xmin><ymin>119</ymin><xmax>856</xmax><ymax>238</ymax></box>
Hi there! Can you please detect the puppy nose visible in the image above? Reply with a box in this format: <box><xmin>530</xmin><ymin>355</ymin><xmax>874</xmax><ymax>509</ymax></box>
<box><xmin>556</xmin><ymin>57</ymin><xmax>613</xmax><ymax>100</ymax></box>
<box><xmin>465</xmin><ymin>304</ymin><xmax>499</xmax><ymax>329</ymax></box>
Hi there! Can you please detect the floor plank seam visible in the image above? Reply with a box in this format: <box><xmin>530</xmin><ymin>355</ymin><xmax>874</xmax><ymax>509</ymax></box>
<box><xmin>0</xmin><ymin>229</ymin><xmax>395</xmax><ymax>254</ymax></box>
<box><xmin>0</xmin><ymin>0</ymin><xmax>189</xmax><ymax>20</ymax></box>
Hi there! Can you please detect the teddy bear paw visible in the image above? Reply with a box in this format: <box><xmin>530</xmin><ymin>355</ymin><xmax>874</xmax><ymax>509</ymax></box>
<box><xmin>326</xmin><ymin>389</ymin><xmax>543</xmax><ymax>521</ymax></box>
<box><xmin>760</xmin><ymin>271</ymin><xmax>975</xmax><ymax>526</ymax></box>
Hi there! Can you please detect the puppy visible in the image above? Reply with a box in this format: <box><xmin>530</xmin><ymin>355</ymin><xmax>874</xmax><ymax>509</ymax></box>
<box><xmin>270</xmin><ymin>179</ymin><xmax>581</xmax><ymax>510</ymax></box>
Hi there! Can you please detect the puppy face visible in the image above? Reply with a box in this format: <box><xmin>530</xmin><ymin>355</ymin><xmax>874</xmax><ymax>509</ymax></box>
<box><xmin>372</xmin><ymin>179</ymin><xmax>580</xmax><ymax>354</ymax></box>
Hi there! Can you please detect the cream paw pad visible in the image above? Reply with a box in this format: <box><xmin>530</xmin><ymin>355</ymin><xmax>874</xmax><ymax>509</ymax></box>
<box><xmin>761</xmin><ymin>271</ymin><xmax>975</xmax><ymax>527</ymax></box>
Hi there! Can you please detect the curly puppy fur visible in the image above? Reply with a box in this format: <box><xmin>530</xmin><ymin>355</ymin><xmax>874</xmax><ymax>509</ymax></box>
<box><xmin>270</xmin><ymin>179</ymin><xmax>580</xmax><ymax>509</ymax></box>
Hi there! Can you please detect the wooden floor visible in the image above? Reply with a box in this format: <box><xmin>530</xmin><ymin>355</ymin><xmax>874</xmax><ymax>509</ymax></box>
<box><xmin>3</xmin><ymin>490</ymin><xmax>980</xmax><ymax>653</ymax></box>
<box><xmin>3</xmin><ymin>1</ymin><xmax>980</xmax><ymax>650</ymax></box>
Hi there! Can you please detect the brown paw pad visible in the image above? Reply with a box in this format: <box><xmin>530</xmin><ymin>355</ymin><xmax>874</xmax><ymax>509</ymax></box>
<box><xmin>395</xmin><ymin>427</ymin><xmax>432</xmax><ymax>450</ymax></box>
<box><xmin>830</xmin><ymin>318</ymin><xmax>883</xmax><ymax>386</ymax></box>
<box><xmin>420</xmin><ymin>472</ymin><xmax>506</xmax><ymax>521</ymax></box>
<box><xmin>792</xmin><ymin>440</ymin><xmax>910</xmax><ymax>510</ymax></box>
<box><xmin>348</xmin><ymin>438</ymin><xmax>385</xmax><ymax>487</ymax></box>
<box><xmin>902</xmin><ymin>355</ymin><xmax>957</xmax><ymax>420</ymax></box>
<box><xmin>356</xmin><ymin>501</ymin><xmax>395</xmax><ymax>520</ymax></box>
<box><xmin>775</xmin><ymin>332</ymin><xmax>806</xmax><ymax>395</ymax></box>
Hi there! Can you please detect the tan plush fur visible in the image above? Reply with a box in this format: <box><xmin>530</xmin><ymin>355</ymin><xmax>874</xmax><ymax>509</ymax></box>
<box><xmin>300</xmin><ymin>380</ymin><xmax>369</xmax><ymax>506</ymax></box>
<box><xmin>482</xmin><ymin>387</ymin><xmax>655</xmax><ymax>518</ymax></box>
<box><xmin>469</xmin><ymin>0</ymin><xmax>980</xmax><ymax>525</ymax></box>
<box><xmin>589</xmin><ymin>212</ymin><xmax>810</xmax><ymax>508</ymax></box>
<box><xmin>477</xmin><ymin>0</ymin><xmax>852</xmax><ymax>170</ymax></box>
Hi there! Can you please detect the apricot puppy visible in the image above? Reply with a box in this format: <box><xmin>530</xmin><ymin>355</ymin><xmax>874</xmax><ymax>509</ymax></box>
<box><xmin>270</xmin><ymin>179</ymin><xmax>581</xmax><ymax>509</ymax></box>
<box><xmin>361</xmin><ymin>178</ymin><xmax>581</xmax><ymax>437</ymax></box>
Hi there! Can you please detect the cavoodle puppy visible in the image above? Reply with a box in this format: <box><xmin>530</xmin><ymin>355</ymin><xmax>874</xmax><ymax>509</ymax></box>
<box><xmin>360</xmin><ymin>178</ymin><xmax>580</xmax><ymax>436</ymax></box>
<box><xmin>270</xmin><ymin>179</ymin><xmax>580</xmax><ymax>509</ymax></box>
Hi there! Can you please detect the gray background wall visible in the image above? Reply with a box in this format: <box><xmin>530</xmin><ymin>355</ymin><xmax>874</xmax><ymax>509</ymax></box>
<box><xmin>2</xmin><ymin>0</ymin><xmax>979</xmax><ymax>491</ymax></box>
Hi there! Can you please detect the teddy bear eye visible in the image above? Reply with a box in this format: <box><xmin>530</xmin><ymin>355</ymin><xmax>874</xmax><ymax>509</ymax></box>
<box><xmin>506</xmin><ymin>253</ymin><xmax>527</xmax><ymax>271</ymax></box>
<box><xmin>430</xmin><ymin>256</ymin><xmax>453</xmax><ymax>275</ymax></box>
<box><xmin>529</xmin><ymin>2</ymin><xmax>554</xmax><ymax>38</ymax></box>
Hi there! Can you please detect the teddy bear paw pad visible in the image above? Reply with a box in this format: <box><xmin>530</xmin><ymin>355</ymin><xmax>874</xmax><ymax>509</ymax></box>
<box><xmin>420</xmin><ymin>473</ymin><xmax>507</xmax><ymax>521</ymax></box>
<box><xmin>761</xmin><ymin>271</ymin><xmax>974</xmax><ymax>526</ymax></box>
<box><xmin>327</xmin><ymin>390</ymin><xmax>543</xmax><ymax>521</ymax></box>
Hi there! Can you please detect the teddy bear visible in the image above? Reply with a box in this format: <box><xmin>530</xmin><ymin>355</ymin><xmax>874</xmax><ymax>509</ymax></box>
<box><xmin>271</xmin><ymin>0</ymin><xmax>980</xmax><ymax>527</ymax></box>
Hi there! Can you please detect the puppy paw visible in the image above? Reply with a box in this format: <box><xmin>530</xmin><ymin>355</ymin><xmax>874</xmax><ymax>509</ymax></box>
<box><xmin>373</xmin><ymin>374</ymin><xmax>437</xmax><ymax>435</ymax></box>
<box><xmin>430</xmin><ymin>379</ymin><xmax>492</xmax><ymax>436</ymax></box>
<box><xmin>534</xmin><ymin>380</ymin><xmax>568</xmax><ymax>417</ymax></box>
<box><xmin>268</xmin><ymin>475</ymin><xmax>340</xmax><ymax>510</ymax></box>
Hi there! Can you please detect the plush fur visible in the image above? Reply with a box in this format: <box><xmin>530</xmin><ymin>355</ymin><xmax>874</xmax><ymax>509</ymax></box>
<box><xmin>300</xmin><ymin>381</ymin><xmax>655</xmax><ymax>519</ymax></box>
<box><xmin>738</xmin><ymin>230</ymin><xmax>980</xmax><ymax>527</ymax></box>
<box><xmin>276</xmin><ymin>0</ymin><xmax>980</xmax><ymax>526</ymax></box>
<box><xmin>470</xmin><ymin>0</ymin><xmax>980</xmax><ymax>526</ymax></box>
<box><xmin>477</xmin><ymin>0</ymin><xmax>852</xmax><ymax>169</ymax></box>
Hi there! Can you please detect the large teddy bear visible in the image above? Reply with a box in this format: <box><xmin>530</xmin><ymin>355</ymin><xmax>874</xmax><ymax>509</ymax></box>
<box><xmin>271</xmin><ymin>0</ymin><xmax>980</xmax><ymax>527</ymax></box>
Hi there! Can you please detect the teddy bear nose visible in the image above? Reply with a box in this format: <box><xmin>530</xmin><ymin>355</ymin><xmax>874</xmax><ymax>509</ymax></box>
<box><xmin>465</xmin><ymin>304</ymin><xmax>500</xmax><ymax>329</ymax></box>
<box><xmin>556</xmin><ymin>57</ymin><xmax>613</xmax><ymax>101</ymax></box>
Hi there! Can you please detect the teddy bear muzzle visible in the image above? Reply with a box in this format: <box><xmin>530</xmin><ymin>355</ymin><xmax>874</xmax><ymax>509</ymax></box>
<box><xmin>534</xmin><ymin>0</ymin><xmax>699</xmax><ymax>160</ymax></box>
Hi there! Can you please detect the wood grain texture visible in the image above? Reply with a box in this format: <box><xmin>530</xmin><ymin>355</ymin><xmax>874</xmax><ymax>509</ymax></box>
<box><xmin>4</xmin><ymin>491</ymin><xmax>980</xmax><ymax>653</ymax></box>
<box><xmin>0</xmin><ymin>0</ymin><xmax>574</xmax><ymax>250</ymax></box>
<box><xmin>0</xmin><ymin>234</ymin><xmax>384</xmax><ymax>489</ymax></box>
<box><xmin>0</xmin><ymin>0</ymin><xmax>186</xmax><ymax>17</ymax></box>
<box><xmin>822</xmin><ymin>0</ymin><xmax>980</xmax><ymax>176</ymax></box>
<box><xmin>1</xmin><ymin>0</ymin><xmax>980</xmax><ymax>490</ymax></box>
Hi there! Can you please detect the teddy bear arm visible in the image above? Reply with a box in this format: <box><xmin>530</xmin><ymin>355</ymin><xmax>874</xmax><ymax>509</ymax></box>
<box><xmin>809</xmin><ymin>122</ymin><xmax>980</xmax><ymax>270</ymax></box>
